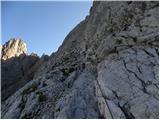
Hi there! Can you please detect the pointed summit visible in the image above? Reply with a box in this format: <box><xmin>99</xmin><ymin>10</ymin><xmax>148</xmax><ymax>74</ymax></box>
<box><xmin>1</xmin><ymin>38</ymin><xmax>27</xmax><ymax>60</ymax></box>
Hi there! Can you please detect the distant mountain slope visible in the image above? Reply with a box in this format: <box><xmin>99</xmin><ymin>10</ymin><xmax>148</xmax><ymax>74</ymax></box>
<box><xmin>1</xmin><ymin>39</ymin><xmax>49</xmax><ymax>101</ymax></box>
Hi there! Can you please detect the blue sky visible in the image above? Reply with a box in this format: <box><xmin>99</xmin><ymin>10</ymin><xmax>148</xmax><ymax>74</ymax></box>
<box><xmin>2</xmin><ymin>1</ymin><xmax>93</xmax><ymax>56</ymax></box>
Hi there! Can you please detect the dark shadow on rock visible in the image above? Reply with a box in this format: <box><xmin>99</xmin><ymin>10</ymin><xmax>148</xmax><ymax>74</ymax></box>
<box><xmin>1</xmin><ymin>53</ymin><xmax>49</xmax><ymax>101</ymax></box>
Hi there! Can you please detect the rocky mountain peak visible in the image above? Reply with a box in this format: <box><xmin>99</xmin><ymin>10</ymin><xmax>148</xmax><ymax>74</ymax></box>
<box><xmin>1</xmin><ymin>39</ymin><xmax>42</xmax><ymax>101</ymax></box>
<box><xmin>1</xmin><ymin>38</ymin><xmax>27</xmax><ymax>60</ymax></box>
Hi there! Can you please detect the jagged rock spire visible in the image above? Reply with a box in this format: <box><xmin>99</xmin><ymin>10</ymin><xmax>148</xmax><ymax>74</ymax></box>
<box><xmin>1</xmin><ymin>38</ymin><xmax>27</xmax><ymax>60</ymax></box>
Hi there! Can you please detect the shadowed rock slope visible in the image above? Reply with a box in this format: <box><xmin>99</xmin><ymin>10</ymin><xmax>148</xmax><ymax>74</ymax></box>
<box><xmin>1</xmin><ymin>1</ymin><xmax>159</xmax><ymax>119</ymax></box>
<box><xmin>1</xmin><ymin>39</ymin><xmax>49</xmax><ymax>101</ymax></box>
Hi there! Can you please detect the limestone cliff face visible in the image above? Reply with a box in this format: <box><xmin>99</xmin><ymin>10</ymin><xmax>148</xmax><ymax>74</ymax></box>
<box><xmin>2</xmin><ymin>1</ymin><xmax>159</xmax><ymax>119</ymax></box>
<box><xmin>1</xmin><ymin>38</ymin><xmax>27</xmax><ymax>60</ymax></box>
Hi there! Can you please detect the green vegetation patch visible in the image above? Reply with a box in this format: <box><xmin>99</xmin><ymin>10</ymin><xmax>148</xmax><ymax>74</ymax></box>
<box><xmin>22</xmin><ymin>83</ymin><xmax>37</xmax><ymax>95</ymax></box>
<box><xmin>61</xmin><ymin>67</ymin><xmax>75</xmax><ymax>76</ymax></box>
<box><xmin>37</xmin><ymin>92</ymin><xmax>46</xmax><ymax>102</ymax></box>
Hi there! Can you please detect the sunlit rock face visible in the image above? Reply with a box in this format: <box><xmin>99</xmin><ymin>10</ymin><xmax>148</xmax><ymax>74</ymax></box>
<box><xmin>1</xmin><ymin>38</ymin><xmax>27</xmax><ymax>60</ymax></box>
<box><xmin>1</xmin><ymin>1</ymin><xmax>159</xmax><ymax>119</ymax></box>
